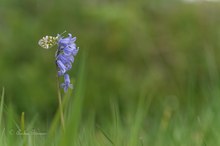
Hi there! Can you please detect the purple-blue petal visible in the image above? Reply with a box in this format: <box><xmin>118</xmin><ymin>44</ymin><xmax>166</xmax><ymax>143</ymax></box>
<box><xmin>57</xmin><ymin>60</ymin><xmax>67</xmax><ymax>74</ymax></box>
<box><xmin>64</xmin><ymin>74</ymin><xmax>70</xmax><ymax>83</ymax></box>
<box><xmin>56</xmin><ymin>33</ymin><xmax>78</xmax><ymax>92</ymax></box>
<box><xmin>60</xmin><ymin>74</ymin><xmax>73</xmax><ymax>92</ymax></box>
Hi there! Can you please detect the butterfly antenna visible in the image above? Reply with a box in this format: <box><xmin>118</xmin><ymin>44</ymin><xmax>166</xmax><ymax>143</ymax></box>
<box><xmin>60</xmin><ymin>30</ymin><xmax>66</xmax><ymax>36</ymax></box>
<box><xmin>56</xmin><ymin>30</ymin><xmax>66</xmax><ymax>39</ymax></box>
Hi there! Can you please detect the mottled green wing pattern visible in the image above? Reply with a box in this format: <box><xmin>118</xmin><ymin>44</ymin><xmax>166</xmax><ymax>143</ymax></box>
<box><xmin>38</xmin><ymin>36</ymin><xmax>58</xmax><ymax>49</ymax></box>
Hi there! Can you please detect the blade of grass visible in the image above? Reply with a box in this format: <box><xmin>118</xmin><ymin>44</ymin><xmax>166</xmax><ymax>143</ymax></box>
<box><xmin>59</xmin><ymin>50</ymin><xmax>86</xmax><ymax>146</ymax></box>
<box><xmin>96</xmin><ymin>124</ymin><xmax>114</xmax><ymax>145</ymax></box>
<box><xmin>110</xmin><ymin>99</ymin><xmax>120</xmax><ymax>145</ymax></box>
<box><xmin>0</xmin><ymin>87</ymin><xmax>5</xmax><ymax>128</ymax></box>
<box><xmin>128</xmin><ymin>94</ymin><xmax>152</xmax><ymax>146</ymax></box>
<box><xmin>45</xmin><ymin>89</ymin><xmax>72</xmax><ymax>146</ymax></box>
<box><xmin>0</xmin><ymin>87</ymin><xmax>5</xmax><ymax>146</ymax></box>
<box><xmin>21</xmin><ymin>112</ymin><xmax>25</xmax><ymax>134</ymax></box>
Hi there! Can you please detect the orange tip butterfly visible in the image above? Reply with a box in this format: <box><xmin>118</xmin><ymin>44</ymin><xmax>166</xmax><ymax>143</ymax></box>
<box><xmin>38</xmin><ymin>36</ymin><xmax>58</xmax><ymax>49</ymax></box>
<box><xmin>38</xmin><ymin>31</ymin><xmax>66</xmax><ymax>49</ymax></box>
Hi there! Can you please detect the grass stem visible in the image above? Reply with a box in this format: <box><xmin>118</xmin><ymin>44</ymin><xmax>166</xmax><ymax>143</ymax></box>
<box><xmin>56</xmin><ymin>66</ymin><xmax>65</xmax><ymax>132</ymax></box>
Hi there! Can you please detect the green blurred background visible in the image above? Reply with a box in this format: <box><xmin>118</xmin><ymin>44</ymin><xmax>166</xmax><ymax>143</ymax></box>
<box><xmin>1</xmin><ymin>0</ymin><xmax>220</xmax><ymax>126</ymax></box>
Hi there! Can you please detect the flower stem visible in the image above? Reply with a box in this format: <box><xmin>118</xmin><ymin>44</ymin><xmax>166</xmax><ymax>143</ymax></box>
<box><xmin>56</xmin><ymin>66</ymin><xmax>65</xmax><ymax>132</ymax></box>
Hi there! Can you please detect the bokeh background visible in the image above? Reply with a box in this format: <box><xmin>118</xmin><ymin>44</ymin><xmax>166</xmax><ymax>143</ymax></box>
<box><xmin>1</xmin><ymin>0</ymin><xmax>220</xmax><ymax>132</ymax></box>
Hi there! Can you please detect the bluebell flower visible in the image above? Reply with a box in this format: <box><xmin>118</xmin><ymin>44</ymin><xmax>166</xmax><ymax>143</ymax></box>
<box><xmin>57</xmin><ymin>60</ymin><xmax>67</xmax><ymax>76</ymax></box>
<box><xmin>57</xmin><ymin>54</ymin><xmax>74</xmax><ymax>64</ymax></box>
<box><xmin>63</xmin><ymin>45</ymin><xmax>77</xmax><ymax>56</ymax></box>
<box><xmin>56</xmin><ymin>33</ymin><xmax>79</xmax><ymax>92</ymax></box>
<box><xmin>61</xmin><ymin>74</ymin><xmax>73</xmax><ymax>92</ymax></box>
<box><xmin>38</xmin><ymin>32</ymin><xmax>78</xmax><ymax>92</ymax></box>
<box><xmin>58</xmin><ymin>34</ymin><xmax>76</xmax><ymax>50</ymax></box>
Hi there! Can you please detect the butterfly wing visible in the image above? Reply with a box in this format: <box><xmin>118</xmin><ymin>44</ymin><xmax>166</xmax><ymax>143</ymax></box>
<box><xmin>38</xmin><ymin>36</ymin><xmax>58</xmax><ymax>49</ymax></box>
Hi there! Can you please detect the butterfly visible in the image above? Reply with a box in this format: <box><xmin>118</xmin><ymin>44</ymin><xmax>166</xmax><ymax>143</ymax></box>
<box><xmin>38</xmin><ymin>31</ymin><xmax>66</xmax><ymax>49</ymax></box>
<box><xmin>38</xmin><ymin>35</ymin><xmax>58</xmax><ymax>49</ymax></box>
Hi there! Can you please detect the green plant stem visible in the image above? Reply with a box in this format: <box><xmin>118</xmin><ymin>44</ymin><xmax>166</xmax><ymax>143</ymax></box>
<box><xmin>56</xmin><ymin>67</ymin><xmax>65</xmax><ymax>132</ymax></box>
<box><xmin>21</xmin><ymin>112</ymin><xmax>25</xmax><ymax>134</ymax></box>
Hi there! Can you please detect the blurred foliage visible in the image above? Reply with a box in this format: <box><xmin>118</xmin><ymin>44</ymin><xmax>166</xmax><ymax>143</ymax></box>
<box><xmin>1</xmin><ymin>0</ymin><xmax>220</xmax><ymax>124</ymax></box>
